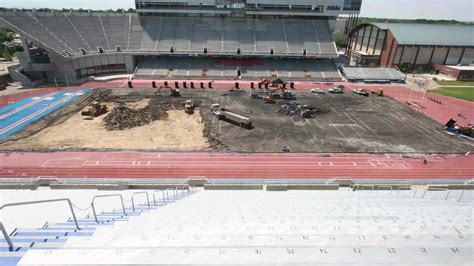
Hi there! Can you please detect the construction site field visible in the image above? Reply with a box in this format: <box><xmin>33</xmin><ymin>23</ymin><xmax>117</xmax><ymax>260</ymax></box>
<box><xmin>0</xmin><ymin>88</ymin><xmax>471</xmax><ymax>153</ymax></box>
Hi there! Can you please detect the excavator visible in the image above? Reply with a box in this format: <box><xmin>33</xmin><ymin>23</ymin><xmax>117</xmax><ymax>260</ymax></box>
<box><xmin>263</xmin><ymin>87</ymin><xmax>296</xmax><ymax>104</ymax></box>
<box><xmin>156</xmin><ymin>86</ymin><xmax>181</xmax><ymax>97</ymax></box>
<box><xmin>81</xmin><ymin>101</ymin><xmax>108</xmax><ymax>118</ymax></box>
<box><xmin>260</xmin><ymin>78</ymin><xmax>286</xmax><ymax>88</ymax></box>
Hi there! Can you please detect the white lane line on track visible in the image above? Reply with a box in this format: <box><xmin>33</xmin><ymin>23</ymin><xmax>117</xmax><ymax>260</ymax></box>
<box><xmin>0</xmin><ymin>92</ymin><xmax>57</xmax><ymax>120</ymax></box>
<box><xmin>0</xmin><ymin>93</ymin><xmax>78</xmax><ymax>135</ymax></box>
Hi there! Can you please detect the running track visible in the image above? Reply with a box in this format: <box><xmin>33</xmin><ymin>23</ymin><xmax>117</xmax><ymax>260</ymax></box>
<box><xmin>0</xmin><ymin>152</ymin><xmax>473</xmax><ymax>180</ymax></box>
<box><xmin>1</xmin><ymin>81</ymin><xmax>473</xmax><ymax>180</ymax></box>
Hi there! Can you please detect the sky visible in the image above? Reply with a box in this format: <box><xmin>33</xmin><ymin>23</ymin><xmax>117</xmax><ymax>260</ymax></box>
<box><xmin>1</xmin><ymin>0</ymin><xmax>473</xmax><ymax>21</ymax></box>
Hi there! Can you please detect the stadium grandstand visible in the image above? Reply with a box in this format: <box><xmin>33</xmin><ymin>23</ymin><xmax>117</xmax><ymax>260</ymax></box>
<box><xmin>346</xmin><ymin>23</ymin><xmax>474</xmax><ymax>70</ymax></box>
<box><xmin>340</xmin><ymin>66</ymin><xmax>405</xmax><ymax>83</ymax></box>
<box><xmin>0</xmin><ymin>0</ymin><xmax>363</xmax><ymax>85</ymax></box>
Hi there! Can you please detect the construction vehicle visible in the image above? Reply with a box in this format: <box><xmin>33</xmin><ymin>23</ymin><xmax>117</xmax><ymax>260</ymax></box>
<box><xmin>444</xmin><ymin>119</ymin><xmax>473</xmax><ymax>138</ymax></box>
<box><xmin>81</xmin><ymin>101</ymin><xmax>107</xmax><ymax>118</ymax></box>
<box><xmin>328</xmin><ymin>87</ymin><xmax>344</xmax><ymax>93</ymax></box>
<box><xmin>184</xmin><ymin>100</ymin><xmax>195</xmax><ymax>114</ymax></box>
<box><xmin>211</xmin><ymin>103</ymin><xmax>252</xmax><ymax>129</ymax></box>
<box><xmin>352</xmin><ymin>89</ymin><xmax>370</xmax><ymax>97</ymax></box>
<box><xmin>263</xmin><ymin>87</ymin><xmax>296</xmax><ymax>104</ymax></box>
<box><xmin>371</xmin><ymin>88</ymin><xmax>384</xmax><ymax>96</ymax></box>
<box><xmin>156</xmin><ymin>86</ymin><xmax>181</xmax><ymax>97</ymax></box>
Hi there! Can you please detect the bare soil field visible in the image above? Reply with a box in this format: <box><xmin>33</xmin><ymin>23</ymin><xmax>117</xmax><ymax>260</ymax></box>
<box><xmin>1</xmin><ymin>88</ymin><xmax>471</xmax><ymax>153</ymax></box>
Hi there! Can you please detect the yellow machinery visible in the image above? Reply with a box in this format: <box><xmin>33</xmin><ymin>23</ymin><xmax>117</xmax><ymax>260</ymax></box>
<box><xmin>184</xmin><ymin>100</ymin><xmax>195</xmax><ymax>114</ymax></box>
<box><xmin>81</xmin><ymin>101</ymin><xmax>108</xmax><ymax>118</ymax></box>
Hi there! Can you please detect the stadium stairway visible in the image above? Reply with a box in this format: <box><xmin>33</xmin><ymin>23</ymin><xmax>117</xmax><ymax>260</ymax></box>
<box><xmin>3</xmin><ymin>188</ymin><xmax>473</xmax><ymax>265</ymax></box>
<box><xmin>0</xmin><ymin>188</ymin><xmax>191</xmax><ymax>265</ymax></box>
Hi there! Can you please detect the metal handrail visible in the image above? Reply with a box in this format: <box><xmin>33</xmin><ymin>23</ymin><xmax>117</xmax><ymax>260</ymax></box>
<box><xmin>376</xmin><ymin>186</ymin><xmax>393</xmax><ymax>194</ymax></box>
<box><xmin>166</xmin><ymin>188</ymin><xmax>177</xmax><ymax>199</ymax></box>
<box><xmin>421</xmin><ymin>188</ymin><xmax>450</xmax><ymax>200</ymax></box>
<box><xmin>0</xmin><ymin>222</ymin><xmax>14</xmax><ymax>251</ymax></box>
<box><xmin>152</xmin><ymin>190</ymin><xmax>167</xmax><ymax>205</ymax></box>
<box><xmin>131</xmin><ymin>192</ymin><xmax>150</xmax><ymax>212</ymax></box>
<box><xmin>458</xmin><ymin>190</ymin><xmax>466</xmax><ymax>202</ymax></box>
<box><xmin>0</xmin><ymin>198</ymin><xmax>81</xmax><ymax>252</ymax></box>
<box><xmin>90</xmin><ymin>194</ymin><xmax>127</xmax><ymax>223</ymax></box>
<box><xmin>396</xmin><ymin>186</ymin><xmax>411</xmax><ymax>195</ymax></box>
<box><xmin>353</xmin><ymin>184</ymin><xmax>374</xmax><ymax>191</ymax></box>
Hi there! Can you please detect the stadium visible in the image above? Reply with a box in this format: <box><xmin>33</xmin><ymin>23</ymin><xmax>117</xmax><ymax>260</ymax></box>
<box><xmin>0</xmin><ymin>0</ymin><xmax>473</xmax><ymax>265</ymax></box>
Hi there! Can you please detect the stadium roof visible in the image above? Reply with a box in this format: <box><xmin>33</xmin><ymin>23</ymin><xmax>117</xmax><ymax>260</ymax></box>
<box><xmin>374</xmin><ymin>23</ymin><xmax>474</xmax><ymax>47</ymax></box>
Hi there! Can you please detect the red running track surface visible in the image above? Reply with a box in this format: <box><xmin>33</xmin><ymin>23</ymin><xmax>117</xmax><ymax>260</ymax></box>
<box><xmin>1</xmin><ymin>152</ymin><xmax>473</xmax><ymax>179</ymax></box>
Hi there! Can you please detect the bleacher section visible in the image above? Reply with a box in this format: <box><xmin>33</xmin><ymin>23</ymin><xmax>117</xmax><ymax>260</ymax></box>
<box><xmin>342</xmin><ymin>67</ymin><xmax>406</xmax><ymax>83</ymax></box>
<box><xmin>0</xmin><ymin>12</ymin><xmax>337</xmax><ymax>58</ymax></box>
<box><xmin>6</xmin><ymin>188</ymin><xmax>473</xmax><ymax>265</ymax></box>
<box><xmin>135</xmin><ymin>57</ymin><xmax>341</xmax><ymax>81</ymax></box>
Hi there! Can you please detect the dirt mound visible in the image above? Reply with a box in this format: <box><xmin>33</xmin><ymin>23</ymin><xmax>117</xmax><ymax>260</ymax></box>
<box><xmin>104</xmin><ymin>99</ymin><xmax>168</xmax><ymax>131</ymax></box>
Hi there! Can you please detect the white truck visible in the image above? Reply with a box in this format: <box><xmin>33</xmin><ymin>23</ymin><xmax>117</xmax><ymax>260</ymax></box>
<box><xmin>211</xmin><ymin>104</ymin><xmax>253</xmax><ymax>129</ymax></box>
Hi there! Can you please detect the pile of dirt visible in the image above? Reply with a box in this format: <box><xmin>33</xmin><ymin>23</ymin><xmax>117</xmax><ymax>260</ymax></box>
<box><xmin>276</xmin><ymin>103</ymin><xmax>330</xmax><ymax>118</ymax></box>
<box><xmin>104</xmin><ymin>99</ymin><xmax>169</xmax><ymax>130</ymax></box>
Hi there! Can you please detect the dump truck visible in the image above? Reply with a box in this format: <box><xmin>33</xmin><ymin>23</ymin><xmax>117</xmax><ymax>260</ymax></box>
<box><xmin>211</xmin><ymin>104</ymin><xmax>252</xmax><ymax>129</ymax></box>
<box><xmin>184</xmin><ymin>100</ymin><xmax>195</xmax><ymax>114</ymax></box>
<box><xmin>81</xmin><ymin>101</ymin><xmax>107</xmax><ymax>118</ymax></box>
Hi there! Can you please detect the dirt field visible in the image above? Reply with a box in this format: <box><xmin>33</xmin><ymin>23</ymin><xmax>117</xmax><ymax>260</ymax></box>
<box><xmin>1</xmin><ymin>88</ymin><xmax>472</xmax><ymax>153</ymax></box>
<box><xmin>0</xmin><ymin>94</ymin><xmax>209</xmax><ymax>151</ymax></box>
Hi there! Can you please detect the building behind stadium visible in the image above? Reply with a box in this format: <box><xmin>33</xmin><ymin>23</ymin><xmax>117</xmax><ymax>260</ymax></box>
<box><xmin>0</xmin><ymin>0</ymin><xmax>362</xmax><ymax>86</ymax></box>
<box><xmin>347</xmin><ymin>23</ymin><xmax>474</xmax><ymax>75</ymax></box>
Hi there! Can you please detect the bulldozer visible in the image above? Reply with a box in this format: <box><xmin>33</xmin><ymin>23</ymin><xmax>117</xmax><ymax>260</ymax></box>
<box><xmin>81</xmin><ymin>101</ymin><xmax>107</xmax><ymax>118</ymax></box>
<box><xmin>156</xmin><ymin>86</ymin><xmax>181</xmax><ymax>97</ymax></box>
<box><xmin>184</xmin><ymin>100</ymin><xmax>195</xmax><ymax>114</ymax></box>
<box><xmin>371</xmin><ymin>88</ymin><xmax>384</xmax><ymax>97</ymax></box>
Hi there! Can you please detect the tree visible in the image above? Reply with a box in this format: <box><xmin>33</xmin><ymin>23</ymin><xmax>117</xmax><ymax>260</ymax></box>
<box><xmin>0</xmin><ymin>28</ymin><xmax>13</xmax><ymax>42</ymax></box>
<box><xmin>2</xmin><ymin>49</ymin><xmax>12</xmax><ymax>61</ymax></box>
<box><xmin>334</xmin><ymin>35</ymin><xmax>346</xmax><ymax>48</ymax></box>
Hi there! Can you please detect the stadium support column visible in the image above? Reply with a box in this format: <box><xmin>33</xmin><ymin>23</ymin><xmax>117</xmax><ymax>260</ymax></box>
<box><xmin>412</xmin><ymin>46</ymin><xmax>421</xmax><ymax>70</ymax></box>
<box><xmin>366</xmin><ymin>26</ymin><xmax>374</xmax><ymax>53</ymax></box>
<box><xmin>457</xmin><ymin>47</ymin><xmax>466</xmax><ymax>65</ymax></box>
<box><xmin>372</xmin><ymin>28</ymin><xmax>380</xmax><ymax>55</ymax></box>
<box><xmin>359</xmin><ymin>26</ymin><xmax>366</xmax><ymax>50</ymax></box>
<box><xmin>428</xmin><ymin>46</ymin><xmax>436</xmax><ymax>66</ymax></box>
<box><xmin>443</xmin><ymin>47</ymin><xmax>451</xmax><ymax>65</ymax></box>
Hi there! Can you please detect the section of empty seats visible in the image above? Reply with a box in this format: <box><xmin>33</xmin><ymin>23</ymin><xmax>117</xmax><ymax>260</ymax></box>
<box><xmin>0</xmin><ymin>12</ymin><xmax>338</xmax><ymax>57</ymax></box>
<box><xmin>342</xmin><ymin>67</ymin><xmax>406</xmax><ymax>82</ymax></box>
<box><xmin>99</xmin><ymin>14</ymin><xmax>130</xmax><ymax>51</ymax></box>
<box><xmin>65</xmin><ymin>14</ymin><xmax>110</xmax><ymax>53</ymax></box>
<box><xmin>0</xmin><ymin>13</ymin><xmax>69</xmax><ymax>54</ymax></box>
<box><xmin>129</xmin><ymin>15</ymin><xmax>144</xmax><ymax>51</ymax></box>
<box><xmin>135</xmin><ymin>58</ymin><xmax>341</xmax><ymax>81</ymax></box>
<box><xmin>33</xmin><ymin>14</ymin><xmax>89</xmax><ymax>53</ymax></box>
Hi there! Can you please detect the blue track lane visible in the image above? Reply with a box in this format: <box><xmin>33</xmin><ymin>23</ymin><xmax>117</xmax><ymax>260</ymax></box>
<box><xmin>0</xmin><ymin>89</ymin><xmax>90</xmax><ymax>139</ymax></box>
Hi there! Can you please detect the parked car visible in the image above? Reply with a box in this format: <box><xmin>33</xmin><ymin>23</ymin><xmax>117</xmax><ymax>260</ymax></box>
<box><xmin>328</xmin><ymin>87</ymin><xmax>344</xmax><ymax>94</ymax></box>
<box><xmin>310</xmin><ymin>88</ymin><xmax>326</xmax><ymax>94</ymax></box>
<box><xmin>352</xmin><ymin>89</ymin><xmax>370</xmax><ymax>97</ymax></box>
